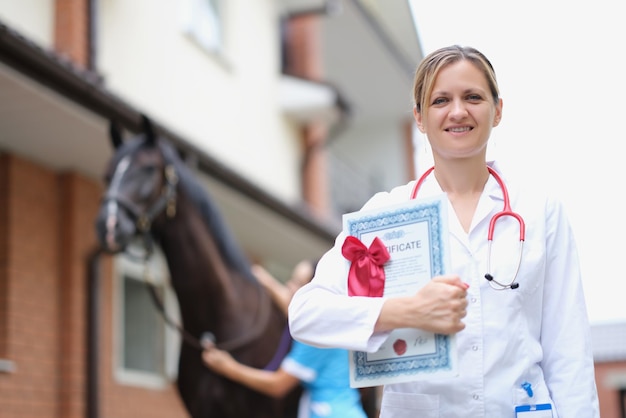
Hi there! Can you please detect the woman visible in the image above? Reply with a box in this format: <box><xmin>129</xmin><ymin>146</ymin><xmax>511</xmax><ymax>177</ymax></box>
<box><xmin>288</xmin><ymin>45</ymin><xmax>599</xmax><ymax>417</ymax></box>
<box><xmin>202</xmin><ymin>260</ymin><xmax>368</xmax><ymax>418</ymax></box>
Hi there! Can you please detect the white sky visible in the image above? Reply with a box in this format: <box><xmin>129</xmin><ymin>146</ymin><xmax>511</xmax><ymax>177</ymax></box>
<box><xmin>409</xmin><ymin>0</ymin><xmax>626</xmax><ymax>324</ymax></box>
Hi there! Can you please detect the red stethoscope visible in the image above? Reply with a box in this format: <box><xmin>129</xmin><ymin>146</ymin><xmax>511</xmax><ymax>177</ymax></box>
<box><xmin>411</xmin><ymin>166</ymin><xmax>526</xmax><ymax>290</ymax></box>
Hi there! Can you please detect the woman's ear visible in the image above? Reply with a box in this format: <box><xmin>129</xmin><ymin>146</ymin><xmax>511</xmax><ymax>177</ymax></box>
<box><xmin>493</xmin><ymin>98</ymin><xmax>503</xmax><ymax>127</ymax></box>
<box><xmin>413</xmin><ymin>106</ymin><xmax>425</xmax><ymax>133</ymax></box>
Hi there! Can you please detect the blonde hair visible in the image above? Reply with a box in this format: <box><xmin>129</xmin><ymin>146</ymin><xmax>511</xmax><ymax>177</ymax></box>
<box><xmin>413</xmin><ymin>45</ymin><xmax>500</xmax><ymax>117</ymax></box>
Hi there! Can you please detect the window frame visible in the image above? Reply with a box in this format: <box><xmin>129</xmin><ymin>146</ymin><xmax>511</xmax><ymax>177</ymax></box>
<box><xmin>180</xmin><ymin>0</ymin><xmax>226</xmax><ymax>56</ymax></box>
<box><xmin>112</xmin><ymin>246</ymin><xmax>180</xmax><ymax>389</ymax></box>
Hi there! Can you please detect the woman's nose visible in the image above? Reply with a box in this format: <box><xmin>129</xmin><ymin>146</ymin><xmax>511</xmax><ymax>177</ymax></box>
<box><xmin>449</xmin><ymin>99</ymin><xmax>468</xmax><ymax>119</ymax></box>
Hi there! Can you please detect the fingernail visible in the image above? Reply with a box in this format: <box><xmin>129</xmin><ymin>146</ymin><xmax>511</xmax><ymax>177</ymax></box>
<box><xmin>463</xmin><ymin>282</ymin><xmax>470</xmax><ymax>289</ymax></box>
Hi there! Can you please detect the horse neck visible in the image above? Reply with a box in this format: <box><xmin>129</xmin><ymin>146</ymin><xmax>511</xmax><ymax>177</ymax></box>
<box><xmin>153</xmin><ymin>190</ymin><xmax>263</xmax><ymax>339</ymax></box>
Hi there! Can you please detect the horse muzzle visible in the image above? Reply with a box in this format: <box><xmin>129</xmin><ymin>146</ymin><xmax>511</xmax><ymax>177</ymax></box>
<box><xmin>95</xmin><ymin>202</ymin><xmax>137</xmax><ymax>254</ymax></box>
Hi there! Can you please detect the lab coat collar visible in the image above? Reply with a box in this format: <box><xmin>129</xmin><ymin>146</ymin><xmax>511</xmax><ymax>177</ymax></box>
<box><xmin>414</xmin><ymin>161</ymin><xmax>506</xmax><ymax>239</ymax></box>
<box><xmin>472</xmin><ymin>161</ymin><xmax>507</xmax><ymax>236</ymax></box>
<box><xmin>413</xmin><ymin>161</ymin><xmax>505</xmax><ymax>201</ymax></box>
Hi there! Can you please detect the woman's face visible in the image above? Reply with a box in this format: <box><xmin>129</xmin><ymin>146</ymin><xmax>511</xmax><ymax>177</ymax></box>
<box><xmin>414</xmin><ymin>60</ymin><xmax>502</xmax><ymax>162</ymax></box>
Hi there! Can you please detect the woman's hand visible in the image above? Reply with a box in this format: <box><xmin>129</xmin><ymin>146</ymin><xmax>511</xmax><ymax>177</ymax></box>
<box><xmin>202</xmin><ymin>347</ymin><xmax>237</xmax><ymax>376</ymax></box>
<box><xmin>251</xmin><ymin>264</ymin><xmax>275</xmax><ymax>289</ymax></box>
<box><xmin>251</xmin><ymin>264</ymin><xmax>292</xmax><ymax>316</ymax></box>
<box><xmin>376</xmin><ymin>275</ymin><xmax>469</xmax><ymax>335</ymax></box>
<box><xmin>202</xmin><ymin>344</ymin><xmax>301</xmax><ymax>398</ymax></box>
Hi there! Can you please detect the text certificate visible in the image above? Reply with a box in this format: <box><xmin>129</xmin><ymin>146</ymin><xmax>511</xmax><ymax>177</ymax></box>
<box><xmin>343</xmin><ymin>194</ymin><xmax>458</xmax><ymax>387</ymax></box>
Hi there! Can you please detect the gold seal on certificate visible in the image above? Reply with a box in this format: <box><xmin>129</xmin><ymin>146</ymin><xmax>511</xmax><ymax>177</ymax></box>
<box><xmin>342</xmin><ymin>194</ymin><xmax>458</xmax><ymax>387</ymax></box>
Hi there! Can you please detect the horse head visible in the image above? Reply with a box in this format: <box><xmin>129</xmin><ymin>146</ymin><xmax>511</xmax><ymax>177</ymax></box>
<box><xmin>95</xmin><ymin>115</ymin><xmax>178</xmax><ymax>254</ymax></box>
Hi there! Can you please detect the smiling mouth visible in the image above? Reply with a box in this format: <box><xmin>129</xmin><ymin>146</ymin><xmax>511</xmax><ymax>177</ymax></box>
<box><xmin>446</xmin><ymin>127</ymin><xmax>472</xmax><ymax>133</ymax></box>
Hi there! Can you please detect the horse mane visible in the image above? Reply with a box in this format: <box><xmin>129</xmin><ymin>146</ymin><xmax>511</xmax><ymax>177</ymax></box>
<box><xmin>155</xmin><ymin>137</ymin><xmax>259</xmax><ymax>285</ymax></box>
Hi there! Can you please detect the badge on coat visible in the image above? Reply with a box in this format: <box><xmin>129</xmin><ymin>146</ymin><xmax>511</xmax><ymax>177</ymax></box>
<box><xmin>515</xmin><ymin>403</ymin><xmax>553</xmax><ymax>417</ymax></box>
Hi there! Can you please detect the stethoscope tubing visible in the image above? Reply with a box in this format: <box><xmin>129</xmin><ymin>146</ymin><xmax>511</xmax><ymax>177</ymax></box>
<box><xmin>411</xmin><ymin>165</ymin><xmax>526</xmax><ymax>290</ymax></box>
<box><xmin>485</xmin><ymin>167</ymin><xmax>525</xmax><ymax>241</ymax></box>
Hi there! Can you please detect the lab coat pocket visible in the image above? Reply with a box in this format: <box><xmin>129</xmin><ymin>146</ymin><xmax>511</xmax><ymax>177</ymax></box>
<box><xmin>379</xmin><ymin>392</ymin><xmax>439</xmax><ymax>418</ymax></box>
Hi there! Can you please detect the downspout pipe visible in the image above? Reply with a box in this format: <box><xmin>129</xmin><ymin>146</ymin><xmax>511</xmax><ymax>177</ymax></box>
<box><xmin>87</xmin><ymin>0</ymin><xmax>98</xmax><ymax>71</ymax></box>
<box><xmin>86</xmin><ymin>247</ymin><xmax>102</xmax><ymax>418</ymax></box>
<box><xmin>86</xmin><ymin>1</ymin><xmax>101</xmax><ymax>415</ymax></box>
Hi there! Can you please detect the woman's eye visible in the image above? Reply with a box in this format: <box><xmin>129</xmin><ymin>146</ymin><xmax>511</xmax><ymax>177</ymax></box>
<box><xmin>466</xmin><ymin>94</ymin><xmax>483</xmax><ymax>102</ymax></box>
<box><xmin>432</xmin><ymin>97</ymin><xmax>448</xmax><ymax>106</ymax></box>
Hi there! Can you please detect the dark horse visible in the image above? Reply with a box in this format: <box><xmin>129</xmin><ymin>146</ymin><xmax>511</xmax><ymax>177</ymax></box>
<box><xmin>94</xmin><ymin>117</ymin><xmax>300</xmax><ymax>418</ymax></box>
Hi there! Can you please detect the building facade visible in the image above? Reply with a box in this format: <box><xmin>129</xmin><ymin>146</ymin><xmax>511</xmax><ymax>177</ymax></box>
<box><xmin>0</xmin><ymin>1</ymin><xmax>419</xmax><ymax>417</ymax></box>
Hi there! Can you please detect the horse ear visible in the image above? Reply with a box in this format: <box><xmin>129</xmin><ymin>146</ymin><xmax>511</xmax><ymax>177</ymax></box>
<box><xmin>141</xmin><ymin>114</ymin><xmax>156</xmax><ymax>145</ymax></box>
<box><xmin>109</xmin><ymin>120</ymin><xmax>123</xmax><ymax>148</ymax></box>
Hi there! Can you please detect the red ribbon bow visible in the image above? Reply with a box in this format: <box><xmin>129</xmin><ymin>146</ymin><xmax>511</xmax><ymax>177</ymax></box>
<box><xmin>342</xmin><ymin>236</ymin><xmax>390</xmax><ymax>297</ymax></box>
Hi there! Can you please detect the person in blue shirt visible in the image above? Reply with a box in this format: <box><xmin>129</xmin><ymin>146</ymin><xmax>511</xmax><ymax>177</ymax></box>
<box><xmin>202</xmin><ymin>260</ymin><xmax>368</xmax><ymax>418</ymax></box>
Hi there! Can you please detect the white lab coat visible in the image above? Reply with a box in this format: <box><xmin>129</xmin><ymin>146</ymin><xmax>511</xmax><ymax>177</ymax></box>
<box><xmin>288</xmin><ymin>162</ymin><xmax>599</xmax><ymax>417</ymax></box>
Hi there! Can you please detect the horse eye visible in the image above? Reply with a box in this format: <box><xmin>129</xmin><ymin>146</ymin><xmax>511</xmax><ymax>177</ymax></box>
<box><xmin>143</xmin><ymin>165</ymin><xmax>157</xmax><ymax>175</ymax></box>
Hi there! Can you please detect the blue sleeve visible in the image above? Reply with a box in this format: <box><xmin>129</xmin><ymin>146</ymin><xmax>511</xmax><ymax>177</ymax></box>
<box><xmin>281</xmin><ymin>340</ymin><xmax>327</xmax><ymax>383</ymax></box>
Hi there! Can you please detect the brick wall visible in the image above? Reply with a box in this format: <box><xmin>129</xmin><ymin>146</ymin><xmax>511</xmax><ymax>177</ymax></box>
<box><xmin>0</xmin><ymin>153</ymin><xmax>188</xmax><ymax>417</ymax></box>
<box><xmin>284</xmin><ymin>16</ymin><xmax>332</xmax><ymax>221</ymax></box>
<box><xmin>283</xmin><ymin>16</ymin><xmax>322</xmax><ymax>80</ymax></box>
<box><xmin>0</xmin><ymin>154</ymin><xmax>64</xmax><ymax>417</ymax></box>
<box><xmin>54</xmin><ymin>0</ymin><xmax>90</xmax><ymax>67</ymax></box>
<box><xmin>595</xmin><ymin>361</ymin><xmax>626</xmax><ymax>418</ymax></box>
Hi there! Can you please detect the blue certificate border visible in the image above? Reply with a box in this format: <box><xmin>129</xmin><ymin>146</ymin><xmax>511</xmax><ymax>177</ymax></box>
<box><xmin>345</xmin><ymin>198</ymin><xmax>452</xmax><ymax>383</ymax></box>
<box><xmin>344</xmin><ymin>199</ymin><xmax>447</xmax><ymax>277</ymax></box>
<box><xmin>351</xmin><ymin>334</ymin><xmax>452</xmax><ymax>382</ymax></box>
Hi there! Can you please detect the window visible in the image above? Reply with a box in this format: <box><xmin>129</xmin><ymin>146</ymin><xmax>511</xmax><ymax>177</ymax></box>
<box><xmin>114</xmin><ymin>247</ymin><xmax>180</xmax><ymax>388</ymax></box>
<box><xmin>122</xmin><ymin>277</ymin><xmax>165</xmax><ymax>374</ymax></box>
<box><xmin>180</xmin><ymin>0</ymin><xmax>224</xmax><ymax>54</ymax></box>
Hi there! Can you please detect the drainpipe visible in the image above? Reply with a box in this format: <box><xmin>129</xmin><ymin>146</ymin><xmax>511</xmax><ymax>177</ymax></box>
<box><xmin>86</xmin><ymin>247</ymin><xmax>102</xmax><ymax>418</ymax></box>
<box><xmin>86</xmin><ymin>0</ymin><xmax>101</xmax><ymax>415</ymax></box>
<box><xmin>87</xmin><ymin>0</ymin><xmax>97</xmax><ymax>71</ymax></box>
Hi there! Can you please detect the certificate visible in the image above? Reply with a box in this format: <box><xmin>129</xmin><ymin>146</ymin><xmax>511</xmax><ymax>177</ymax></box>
<box><xmin>342</xmin><ymin>194</ymin><xmax>458</xmax><ymax>387</ymax></box>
